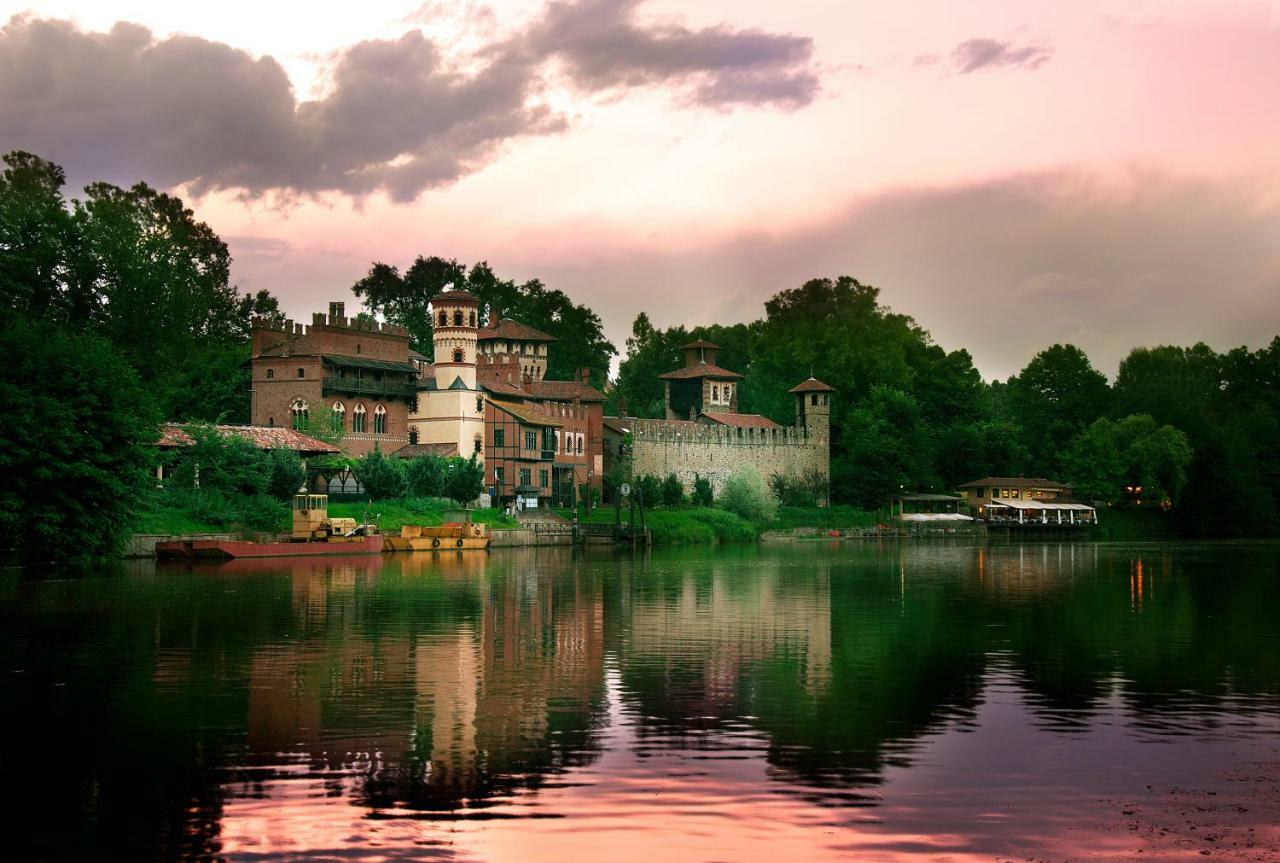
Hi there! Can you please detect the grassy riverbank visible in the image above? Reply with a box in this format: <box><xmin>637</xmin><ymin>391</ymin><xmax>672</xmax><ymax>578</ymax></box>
<box><xmin>557</xmin><ymin>503</ymin><xmax>886</xmax><ymax>546</ymax></box>
<box><xmin>135</xmin><ymin>490</ymin><xmax>517</xmax><ymax>536</ymax></box>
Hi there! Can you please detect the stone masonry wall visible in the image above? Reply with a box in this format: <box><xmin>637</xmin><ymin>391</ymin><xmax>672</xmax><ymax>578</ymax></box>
<box><xmin>629</xmin><ymin>420</ymin><xmax>828</xmax><ymax>498</ymax></box>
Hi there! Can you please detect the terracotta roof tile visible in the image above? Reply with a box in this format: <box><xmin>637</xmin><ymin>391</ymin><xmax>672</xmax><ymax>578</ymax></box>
<box><xmin>657</xmin><ymin>364</ymin><xmax>744</xmax><ymax>381</ymax></box>
<box><xmin>957</xmin><ymin>477</ymin><xmax>1070</xmax><ymax>489</ymax></box>
<box><xmin>157</xmin><ymin>424</ymin><xmax>341</xmax><ymax>456</ymax></box>
<box><xmin>476</xmin><ymin>318</ymin><xmax>557</xmax><ymax>342</ymax></box>
<box><xmin>788</xmin><ymin>377</ymin><xmax>836</xmax><ymax>393</ymax></box>
<box><xmin>392</xmin><ymin>443</ymin><xmax>459</xmax><ymax>459</ymax></box>
<box><xmin>701</xmin><ymin>413</ymin><xmax>780</xmax><ymax>429</ymax></box>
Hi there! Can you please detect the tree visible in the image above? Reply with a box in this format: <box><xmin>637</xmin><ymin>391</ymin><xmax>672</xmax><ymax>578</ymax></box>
<box><xmin>0</xmin><ymin>321</ymin><xmax>156</xmax><ymax>560</ymax></box>
<box><xmin>405</xmin><ymin>455</ymin><xmax>446</xmax><ymax>498</ymax></box>
<box><xmin>265</xmin><ymin>449</ymin><xmax>307</xmax><ymax>501</ymax></box>
<box><xmin>353</xmin><ymin>450</ymin><xmax>406</xmax><ymax>501</ymax></box>
<box><xmin>661</xmin><ymin>473</ymin><xmax>684</xmax><ymax>506</ymax></box>
<box><xmin>636</xmin><ymin>474</ymin><xmax>663</xmax><ymax>508</ymax></box>
<box><xmin>718</xmin><ymin>467</ymin><xmax>779</xmax><ymax>523</ymax></box>
<box><xmin>1062</xmin><ymin>415</ymin><xmax>1193</xmax><ymax>505</ymax></box>
<box><xmin>444</xmin><ymin>455</ymin><xmax>485</xmax><ymax>506</ymax></box>
<box><xmin>1007</xmin><ymin>344</ymin><xmax>1110</xmax><ymax>472</ymax></box>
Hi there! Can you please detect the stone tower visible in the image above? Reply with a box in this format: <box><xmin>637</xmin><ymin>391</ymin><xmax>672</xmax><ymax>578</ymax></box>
<box><xmin>790</xmin><ymin>377</ymin><xmax>835</xmax><ymax>438</ymax></box>
<box><xmin>432</xmin><ymin>289</ymin><xmax>480</xmax><ymax>390</ymax></box>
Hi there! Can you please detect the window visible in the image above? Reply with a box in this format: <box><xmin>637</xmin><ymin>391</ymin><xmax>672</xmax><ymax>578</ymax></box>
<box><xmin>476</xmin><ymin>396</ymin><xmax>484</xmax><ymax>413</ymax></box>
<box><xmin>725</xmin><ymin>384</ymin><xmax>732</xmax><ymax>401</ymax></box>
<box><xmin>1001</xmin><ymin>488</ymin><xmax>1010</xmax><ymax>498</ymax></box>
<box><xmin>473</xmin><ymin>435</ymin><xmax>482</xmax><ymax>455</ymax></box>
<box><xmin>519</xmin><ymin>468</ymin><xmax>531</xmax><ymax>487</ymax></box>
<box><xmin>555</xmin><ymin>430</ymin><xmax>561</xmax><ymax>452</ymax></box>
<box><xmin>266</xmin><ymin>368</ymin><xmax>274</xmax><ymax>379</ymax></box>
<box><xmin>469</xmin><ymin>311</ymin><xmax>476</xmax><ymax>327</ymax></box>
<box><xmin>524</xmin><ymin>430</ymin><xmax>537</xmax><ymax>450</ymax></box>
<box><xmin>290</xmin><ymin>398</ymin><xmax>309</xmax><ymax>430</ymax></box>
<box><xmin>564</xmin><ymin>432</ymin><xmax>571</xmax><ymax>454</ymax></box>
<box><xmin>494</xmin><ymin>428</ymin><xmax>505</xmax><ymax>448</ymax></box>
<box><xmin>331</xmin><ymin>401</ymin><xmax>345</xmax><ymax>432</ymax></box>
<box><xmin>373</xmin><ymin>404</ymin><xmax>387</xmax><ymax>434</ymax></box>
<box><xmin>438</xmin><ymin>310</ymin><xmax>447</xmax><ymax>326</ymax></box>
<box><xmin>352</xmin><ymin>403</ymin><xmax>367</xmax><ymax>433</ymax></box>
<box><xmin>712</xmin><ymin>385</ymin><xmax>719</xmax><ymax>402</ymax></box>
<box><xmin>453</xmin><ymin>310</ymin><xmax>463</xmax><ymax>326</ymax></box>
<box><xmin>577</xmin><ymin>434</ymin><xmax>584</xmax><ymax>455</ymax></box>
<box><xmin>453</xmin><ymin>348</ymin><xmax>464</xmax><ymax>363</ymax></box>
<box><xmin>356</xmin><ymin>344</ymin><xmax>361</xmax><ymax>355</ymax></box>
<box><xmin>297</xmin><ymin>367</ymin><xmax>305</xmax><ymax>379</ymax></box>
<box><xmin>539</xmin><ymin>469</ymin><xmax>549</xmax><ymax>489</ymax></box>
<box><xmin>409</xmin><ymin>427</ymin><xmax>419</xmax><ymax>445</ymax></box>
<box><xmin>811</xmin><ymin>393</ymin><xmax>819</xmax><ymax>405</ymax></box>
<box><xmin>495</xmin><ymin>466</ymin><xmax>504</xmax><ymax>486</ymax></box>
<box><xmin>268</xmin><ymin>416</ymin><xmax>274</xmax><ymax>427</ymax></box>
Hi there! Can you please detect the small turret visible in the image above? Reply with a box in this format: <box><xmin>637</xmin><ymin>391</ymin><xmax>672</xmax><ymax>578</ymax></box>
<box><xmin>789</xmin><ymin>377</ymin><xmax>835</xmax><ymax>436</ymax></box>
<box><xmin>432</xmin><ymin>287</ymin><xmax>480</xmax><ymax>390</ymax></box>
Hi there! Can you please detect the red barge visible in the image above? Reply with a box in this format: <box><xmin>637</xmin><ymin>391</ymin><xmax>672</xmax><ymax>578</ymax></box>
<box><xmin>155</xmin><ymin>492</ymin><xmax>384</xmax><ymax>560</ymax></box>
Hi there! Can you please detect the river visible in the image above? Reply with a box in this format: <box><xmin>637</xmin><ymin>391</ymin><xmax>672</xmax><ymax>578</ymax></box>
<box><xmin>2</xmin><ymin>540</ymin><xmax>1279</xmax><ymax>861</ymax></box>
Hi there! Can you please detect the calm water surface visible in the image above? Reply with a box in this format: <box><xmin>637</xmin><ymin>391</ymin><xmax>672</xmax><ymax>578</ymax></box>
<box><xmin>3</xmin><ymin>541</ymin><xmax>1280</xmax><ymax>862</ymax></box>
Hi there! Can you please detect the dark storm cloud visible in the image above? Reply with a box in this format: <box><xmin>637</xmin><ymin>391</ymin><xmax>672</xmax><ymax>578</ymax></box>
<box><xmin>520</xmin><ymin>0</ymin><xmax>818</xmax><ymax>108</ymax></box>
<box><xmin>0</xmin><ymin>2</ymin><xmax>820</xmax><ymax>200</ymax></box>
<box><xmin>950</xmin><ymin>37</ymin><xmax>1052</xmax><ymax>74</ymax></box>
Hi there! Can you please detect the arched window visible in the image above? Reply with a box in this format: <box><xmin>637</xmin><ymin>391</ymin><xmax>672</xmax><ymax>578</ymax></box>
<box><xmin>331</xmin><ymin>401</ymin><xmax>345</xmax><ymax>432</ymax></box>
<box><xmin>577</xmin><ymin>434</ymin><xmax>584</xmax><ymax>455</ymax></box>
<box><xmin>453</xmin><ymin>310</ymin><xmax>463</xmax><ymax>326</ymax></box>
<box><xmin>555</xmin><ymin>431</ymin><xmax>561</xmax><ymax>452</ymax></box>
<box><xmin>476</xmin><ymin>395</ymin><xmax>484</xmax><ymax>413</ymax></box>
<box><xmin>266</xmin><ymin>368</ymin><xmax>274</xmax><ymax>379</ymax></box>
<box><xmin>352</xmin><ymin>403</ymin><xmax>367</xmax><ymax>433</ymax></box>
<box><xmin>469</xmin><ymin>311</ymin><xmax>476</xmax><ymax>327</ymax></box>
<box><xmin>712</xmin><ymin>385</ymin><xmax>719</xmax><ymax>402</ymax></box>
<box><xmin>438</xmin><ymin>310</ymin><xmax>447</xmax><ymax>326</ymax></box>
<box><xmin>290</xmin><ymin>398</ymin><xmax>309</xmax><ymax>430</ymax></box>
<box><xmin>473</xmin><ymin>434</ymin><xmax>482</xmax><ymax>455</ymax></box>
<box><xmin>409</xmin><ymin>427</ymin><xmax>419</xmax><ymax>445</ymax></box>
<box><xmin>373</xmin><ymin>404</ymin><xmax>387</xmax><ymax>434</ymax></box>
<box><xmin>297</xmin><ymin>367</ymin><xmax>305</xmax><ymax>379</ymax></box>
<box><xmin>268</xmin><ymin>416</ymin><xmax>274</xmax><ymax>427</ymax></box>
<box><xmin>453</xmin><ymin>348</ymin><xmax>464</xmax><ymax>363</ymax></box>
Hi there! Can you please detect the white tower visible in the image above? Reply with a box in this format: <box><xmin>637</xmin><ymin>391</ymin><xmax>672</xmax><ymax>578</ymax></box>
<box><xmin>408</xmin><ymin>288</ymin><xmax>486</xmax><ymax>460</ymax></box>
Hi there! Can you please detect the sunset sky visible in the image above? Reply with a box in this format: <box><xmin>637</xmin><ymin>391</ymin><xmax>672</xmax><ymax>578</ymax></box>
<box><xmin>3</xmin><ymin>0</ymin><xmax>1278</xmax><ymax>378</ymax></box>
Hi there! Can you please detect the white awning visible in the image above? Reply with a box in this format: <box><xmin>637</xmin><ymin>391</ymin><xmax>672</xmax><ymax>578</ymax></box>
<box><xmin>996</xmin><ymin>499</ymin><xmax>1094</xmax><ymax>512</ymax></box>
<box><xmin>901</xmin><ymin>512</ymin><xmax>974</xmax><ymax>522</ymax></box>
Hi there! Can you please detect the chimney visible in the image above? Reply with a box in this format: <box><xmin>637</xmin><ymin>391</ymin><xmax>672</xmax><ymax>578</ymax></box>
<box><xmin>579</xmin><ymin>367</ymin><xmax>591</xmax><ymax>384</ymax></box>
<box><xmin>328</xmin><ymin>301</ymin><xmax>345</xmax><ymax>320</ymax></box>
<box><xmin>522</xmin><ymin>371</ymin><xmax>533</xmax><ymax>391</ymax></box>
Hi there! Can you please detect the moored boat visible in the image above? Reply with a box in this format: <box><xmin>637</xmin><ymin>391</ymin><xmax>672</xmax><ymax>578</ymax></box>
<box><xmin>385</xmin><ymin>522</ymin><xmax>490</xmax><ymax>552</ymax></box>
<box><xmin>187</xmin><ymin>535</ymin><xmax>384</xmax><ymax>559</ymax></box>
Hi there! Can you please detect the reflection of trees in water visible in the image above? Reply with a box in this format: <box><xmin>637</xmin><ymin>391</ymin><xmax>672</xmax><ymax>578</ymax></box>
<box><xmin>4</xmin><ymin>542</ymin><xmax>1280</xmax><ymax>856</ymax></box>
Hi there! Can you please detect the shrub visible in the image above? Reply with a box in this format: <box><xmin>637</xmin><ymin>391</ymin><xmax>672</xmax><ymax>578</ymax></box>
<box><xmin>769</xmin><ymin>472</ymin><xmax>817</xmax><ymax>508</ymax></box>
<box><xmin>718</xmin><ymin>466</ymin><xmax>778</xmax><ymax>523</ymax></box>
<box><xmin>692</xmin><ymin>474</ymin><xmax>713</xmax><ymax>507</ymax></box>
<box><xmin>405</xmin><ymin>454</ymin><xmax>446</xmax><ymax>498</ymax></box>
<box><xmin>636</xmin><ymin>474</ymin><xmax>663</xmax><ymax>508</ymax></box>
<box><xmin>661</xmin><ymin>473</ymin><xmax>685</xmax><ymax>506</ymax></box>
<box><xmin>353</xmin><ymin>449</ymin><xmax>406</xmax><ymax>500</ymax></box>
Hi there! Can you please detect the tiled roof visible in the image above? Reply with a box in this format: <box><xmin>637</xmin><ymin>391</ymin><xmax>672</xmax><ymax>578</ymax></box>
<box><xmin>527</xmin><ymin>380</ymin><xmax>605</xmax><ymax>402</ymax></box>
<box><xmin>788</xmin><ymin>377</ymin><xmax>836</xmax><ymax>393</ymax></box>
<box><xmin>435</xmin><ymin>289</ymin><xmax>479</xmax><ymax>303</ymax></box>
<box><xmin>491</xmin><ymin>400</ymin><xmax>563</xmax><ymax>427</ymax></box>
<box><xmin>392</xmin><ymin>443</ymin><xmax>458</xmax><ymax>459</ymax></box>
<box><xmin>157</xmin><ymin>424</ymin><xmax>341</xmax><ymax>455</ymax></box>
<box><xmin>701</xmin><ymin>412</ymin><xmax>780</xmax><ymax>429</ymax></box>
<box><xmin>603</xmin><ymin>416</ymin><xmax>633</xmax><ymax>435</ymax></box>
<box><xmin>681</xmin><ymin>339</ymin><xmax>720</xmax><ymax>350</ymax></box>
<box><xmin>957</xmin><ymin>477</ymin><xmax>1071</xmax><ymax>489</ymax></box>
<box><xmin>657</xmin><ymin>364</ymin><xmax>744</xmax><ymax>381</ymax></box>
<box><xmin>477</xmin><ymin>318</ymin><xmax>557</xmax><ymax>342</ymax></box>
<box><xmin>323</xmin><ymin>355</ymin><xmax>417</xmax><ymax>374</ymax></box>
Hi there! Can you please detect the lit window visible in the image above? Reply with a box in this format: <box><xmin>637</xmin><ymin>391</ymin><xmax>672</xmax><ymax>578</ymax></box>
<box><xmin>373</xmin><ymin>404</ymin><xmax>387</xmax><ymax>434</ymax></box>
<box><xmin>352</xmin><ymin>403</ymin><xmax>367</xmax><ymax>433</ymax></box>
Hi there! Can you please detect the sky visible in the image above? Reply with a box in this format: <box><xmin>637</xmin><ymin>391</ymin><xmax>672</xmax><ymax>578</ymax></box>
<box><xmin>2</xmin><ymin>0</ymin><xmax>1278</xmax><ymax>379</ymax></box>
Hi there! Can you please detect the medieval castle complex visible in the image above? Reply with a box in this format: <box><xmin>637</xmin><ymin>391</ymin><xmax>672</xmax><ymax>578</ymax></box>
<box><xmin>249</xmin><ymin>298</ymin><xmax>831</xmax><ymax>506</ymax></box>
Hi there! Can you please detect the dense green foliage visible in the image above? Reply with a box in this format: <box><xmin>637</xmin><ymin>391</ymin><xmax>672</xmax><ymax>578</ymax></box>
<box><xmin>567</xmin><ymin>504</ymin><xmax>758</xmax><ymax>545</ymax></box>
<box><xmin>327</xmin><ymin>498</ymin><xmax>517</xmax><ymax>531</ymax></box>
<box><xmin>661</xmin><ymin>473</ymin><xmax>685</xmax><ymax>506</ymax></box>
<box><xmin>692</xmin><ymin>474</ymin><xmax>714</xmax><ymax>507</ymax></box>
<box><xmin>0</xmin><ymin>321</ymin><xmax>157</xmax><ymax>560</ymax></box>
<box><xmin>445</xmin><ymin>455</ymin><xmax>486</xmax><ymax>506</ymax></box>
<box><xmin>718</xmin><ymin>467</ymin><xmax>779</xmax><ymax>524</ymax></box>
<box><xmin>352</xmin><ymin>256</ymin><xmax>616</xmax><ymax>388</ymax></box>
<box><xmin>353</xmin><ymin>450</ymin><xmax>408</xmax><ymax>501</ymax></box>
<box><xmin>611</xmin><ymin>274</ymin><xmax>1280</xmax><ymax>535</ymax></box>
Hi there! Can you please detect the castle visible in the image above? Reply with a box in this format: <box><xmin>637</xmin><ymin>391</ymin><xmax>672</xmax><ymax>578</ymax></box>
<box><xmin>619</xmin><ymin>340</ymin><xmax>833</xmax><ymax>502</ymax></box>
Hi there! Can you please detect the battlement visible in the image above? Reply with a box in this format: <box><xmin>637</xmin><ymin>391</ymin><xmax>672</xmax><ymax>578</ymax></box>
<box><xmin>631</xmin><ymin>419</ymin><xmax>816</xmax><ymax>447</ymax></box>
<box><xmin>250</xmin><ymin>314</ymin><xmax>409</xmax><ymax>338</ymax></box>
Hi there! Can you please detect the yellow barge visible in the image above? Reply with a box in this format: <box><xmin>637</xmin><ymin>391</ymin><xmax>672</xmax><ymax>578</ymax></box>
<box><xmin>384</xmin><ymin>522</ymin><xmax>491</xmax><ymax>552</ymax></box>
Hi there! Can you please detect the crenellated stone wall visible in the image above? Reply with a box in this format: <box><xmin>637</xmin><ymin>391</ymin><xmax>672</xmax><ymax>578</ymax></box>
<box><xmin>629</xmin><ymin>419</ymin><xmax>828</xmax><ymax>499</ymax></box>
